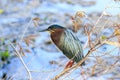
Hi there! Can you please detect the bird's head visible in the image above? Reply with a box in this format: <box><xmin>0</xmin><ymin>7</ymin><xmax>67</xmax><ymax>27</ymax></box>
<box><xmin>40</xmin><ymin>24</ymin><xmax>65</xmax><ymax>33</ymax></box>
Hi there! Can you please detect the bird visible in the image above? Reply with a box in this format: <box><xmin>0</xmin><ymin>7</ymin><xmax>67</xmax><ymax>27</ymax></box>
<box><xmin>40</xmin><ymin>24</ymin><xmax>85</xmax><ymax>68</ymax></box>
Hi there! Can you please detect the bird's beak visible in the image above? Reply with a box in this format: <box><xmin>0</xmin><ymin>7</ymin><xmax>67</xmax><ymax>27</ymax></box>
<box><xmin>39</xmin><ymin>28</ymin><xmax>54</xmax><ymax>33</ymax></box>
<box><xmin>39</xmin><ymin>29</ymin><xmax>49</xmax><ymax>32</ymax></box>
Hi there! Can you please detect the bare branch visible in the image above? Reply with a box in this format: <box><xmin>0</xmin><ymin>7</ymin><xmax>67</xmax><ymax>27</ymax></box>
<box><xmin>9</xmin><ymin>41</ymin><xmax>32</xmax><ymax>80</ymax></box>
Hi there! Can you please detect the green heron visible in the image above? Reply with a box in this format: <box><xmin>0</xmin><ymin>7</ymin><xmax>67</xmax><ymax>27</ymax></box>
<box><xmin>40</xmin><ymin>24</ymin><xmax>85</xmax><ymax>68</ymax></box>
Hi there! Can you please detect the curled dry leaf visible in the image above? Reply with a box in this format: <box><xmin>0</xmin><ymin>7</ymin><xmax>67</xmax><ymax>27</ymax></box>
<box><xmin>17</xmin><ymin>44</ymin><xmax>31</xmax><ymax>56</ymax></box>
<box><xmin>72</xmin><ymin>11</ymin><xmax>86</xmax><ymax>32</ymax></box>
<box><xmin>75</xmin><ymin>11</ymin><xmax>85</xmax><ymax>18</ymax></box>
<box><xmin>91</xmin><ymin>64</ymin><xmax>97</xmax><ymax>76</ymax></box>
<box><xmin>33</xmin><ymin>17</ymin><xmax>40</xmax><ymax>21</ymax></box>
<box><xmin>24</xmin><ymin>34</ymin><xmax>38</xmax><ymax>46</ymax></box>
<box><xmin>114</xmin><ymin>29</ymin><xmax>120</xmax><ymax>36</ymax></box>
<box><xmin>33</xmin><ymin>17</ymin><xmax>40</xmax><ymax>27</ymax></box>
<box><xmin>25</xmin><ymin>49</ymin><xmax>31</xmax><ymax>53</ymax></box>
<box><xmin>18</xmin><ymin>43</ymin><xmax>25</xmax><ymax>56</ymax></box>
<box><xmin>72</xmin><ymin>21</ymin><xmax>81</xmax><ymax>32</ymax></box>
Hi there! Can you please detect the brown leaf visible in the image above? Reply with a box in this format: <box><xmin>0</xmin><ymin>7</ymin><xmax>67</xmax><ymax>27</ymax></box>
<box><xmin>24</xmin><ymin>34</ymin><xmax>38</xmax><ymax>46</ymax></box>
<box><xmin>33</xmin><ymin>17</ymin><xmax>40</xmax><ymax>21</ymax></box>
<box><xmin>24</xmin><ymin>38</ymin><xmax>30</xmax><ymax>46</ymax></box>
<box><xmin>72</xmin><ymin>21</ymin><xmax>81</xmax><ymax>32</ymax></box>
<box><xmin>114</xmin><ymin>29</ymin><xmax>120</xmax><ymax>36</ymax></box>
<box><xmin>25</xmin><ymin>49</ymin><xmax>31</xmax><ymax>53</ymax></box>
<box><xmin>72</xmin><ymin>11</ymin><xmax>85</xmax><ymax>32</ymax></box>
<box><xmin>91</xmin><ymin>64</ymin><xmax>97</xmax><ymax>76</ymax></box>
<box><xmin>75</xmin><ymin>11</ymin><xmax>85</xmax><ymax>18</ymax></box>
<box><xmin>33</xmin><ymin>17</ymin><xmax>40</xmax><ymax>27</ymax></box>
<box><xmin>18</xmin><ymin>44</ymin><xmax>25</xmax><ymax>56</ymax></box>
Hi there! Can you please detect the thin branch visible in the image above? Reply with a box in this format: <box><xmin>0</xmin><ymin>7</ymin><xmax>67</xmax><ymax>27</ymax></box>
<box><xmin>52</xmin><ymin>32</ymin><xmax>117</xmax><ymax>80</ymax></box>
<box><xmin>9</xmin><ymin>41</ymin><xmax>32</xmax><ymax>80</ymax></box>
<box><xmin>52</xmin><ymin>40</ymin><xmax>104</xmax><ymax>80</ymax></box>
<box><xmin>19</xmin><ymin>19</ymin><xmax>33</xmax><ymax>43</ymax></box>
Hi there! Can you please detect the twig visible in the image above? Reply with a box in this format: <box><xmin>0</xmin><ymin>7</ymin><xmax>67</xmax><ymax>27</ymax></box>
<box><xmin>10</xmin><ymin>19</ymin><xmax>33</xmax><ymax>80</ymax></box>
<box><xmin>19</xmin><ymin>19</ymin><xmax>33</xmax><ymax>43</ymax></box>
<box><xmin>52</xmin><ymin>33</ymin><xmax>116</xmax><ymax>80</ymax></box>
<box><xmin>52</xmin><ymin>40</ymin><xmax>104</xmax><ymax>80</ymax></box>
<box><xmin>9</xmin><ymin>41</ymin><xmax>32</xmax><ymax>80</ymax></box>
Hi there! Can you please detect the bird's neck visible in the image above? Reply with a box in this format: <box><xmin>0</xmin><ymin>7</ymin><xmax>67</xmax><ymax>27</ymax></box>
<box><xmin>50</xmin><ymin>29</ymin><xmax>64</xmax><ymax>46</ymax></box>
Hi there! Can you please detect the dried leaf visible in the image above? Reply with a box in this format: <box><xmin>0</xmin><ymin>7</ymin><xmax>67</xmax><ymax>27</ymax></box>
<box><xmin>75</xmin><ymin>11</ymin><xmax>85</xmax><ymax>18</ymax></box>
<box><xmin>72</xmin><ymin>22</ymin><xmax>80</xmax><ymax>32</ymax></box>
<box><xmin>33</xmin><ymin>18</ymin><xmax>40</xmax><ymax>21</ymax></box>
<box><xmin>26</xmin><ymin>34</ymin><xmax>38</xmax><ymax>40</ymax></box>
<box><xmin>24</xmin><ymin>38</ymin><xmax>30</xmax><ymax>46</ymax></box>
<box><xmin>72</xmin><ymin>19</ymin><xmax>82</xmax><ymax>32</ymax></box>
<box><xmin>25</xmin><ymin>49</ymin><xmax>31</xmax><ymax>53</ymax></box>
<box><xmin>114</xmin><ymin>29</ymin><xmax>120</xmax><ymax>36</ymax></box>
<box><xmin>91</xmin><ymin>65</ymin><xmax>97</xmax><ymax>76</ymax></box>
<box><xmin>33</xmin><ymin>18</ymin><xmax>40</xmax><ymax>27</ymax></box>
<box><xmin>72</xmin><ymin>11</ymin><xmax>85</xmax><ymax>32</ymax></box>
<box><xmin>18</xmin><ymin>44</ymin><xmax>25</xmax><ymax>56</ymax></box>
<box><xmin>24</xmin><ymin>34</ymin><xmax>38</xmax><ymax>46</ymax></box>
<box><xmin>104</xmin><ymin>40</ymin><xmax>120</xmax><ymax>47</ymax></box>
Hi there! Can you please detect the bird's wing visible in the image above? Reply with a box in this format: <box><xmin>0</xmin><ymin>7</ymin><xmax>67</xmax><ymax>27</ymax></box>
<box><xmin>59</xmin><ymin>30</ymin><xmax>84</xmax><ymax>62</ymax></box>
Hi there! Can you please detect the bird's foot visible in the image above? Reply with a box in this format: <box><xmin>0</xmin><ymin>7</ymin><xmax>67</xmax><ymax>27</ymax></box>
<box><xmin>65</xmin><ymin>60</ymin><xmax>74</xmax><ymax>69</ymax></box>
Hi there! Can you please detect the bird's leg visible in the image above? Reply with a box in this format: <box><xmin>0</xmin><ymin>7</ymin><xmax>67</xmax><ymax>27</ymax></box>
<box><xmin>65</xmin><ymin>60</ymin><xmax>74</xmax><ymax>69</ymax></box>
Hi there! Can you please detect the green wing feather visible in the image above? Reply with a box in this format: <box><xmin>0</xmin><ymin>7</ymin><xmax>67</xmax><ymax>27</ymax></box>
<box><xmin>59</xmin><ymin>29</ymin><xmax>85</xmax><ymax>65</ymax></box>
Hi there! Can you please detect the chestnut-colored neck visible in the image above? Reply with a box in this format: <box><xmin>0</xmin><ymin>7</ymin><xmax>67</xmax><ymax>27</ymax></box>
<box><xmin>50</xmin><ymin>29</ymin><xmax>64</xmax><ymax>46</ymax></box>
